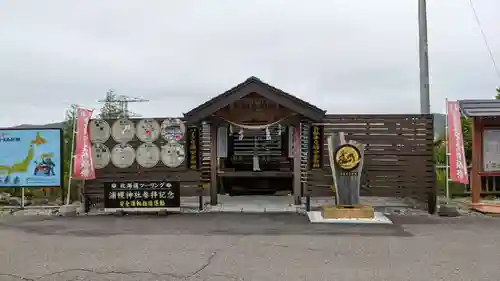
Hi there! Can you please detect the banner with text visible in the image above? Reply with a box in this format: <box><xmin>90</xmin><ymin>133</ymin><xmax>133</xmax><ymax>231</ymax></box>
<box><xmin>447</xmin><ymin>101</ymin><xmax>469</xmax><ymax>184</ymax></box>
<box><xmin>72</xmin><ymin>107</ymin><xmax>95</xmax><ymax>180</ymax></box>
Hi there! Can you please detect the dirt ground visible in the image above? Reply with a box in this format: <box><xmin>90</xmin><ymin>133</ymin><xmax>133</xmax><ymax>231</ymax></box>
<box><xmin>0</xmin><ymin>213</ymin><xmax>499</xmax><ymax>281</ymax></box>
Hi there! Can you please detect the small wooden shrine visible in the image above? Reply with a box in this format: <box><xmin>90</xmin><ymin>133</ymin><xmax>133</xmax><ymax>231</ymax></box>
<box><xmin>183</xmin><ymin>77</ymin><xmax>325</xmax><ymax>205</ymax></box>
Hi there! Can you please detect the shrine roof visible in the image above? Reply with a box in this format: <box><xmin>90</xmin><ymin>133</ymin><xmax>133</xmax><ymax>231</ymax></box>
<box><xmin>459</xmin><ymin>99</ymin><xmax>500</xmax><ymax>117</ymax></box>
<box><xmin>183</xmin><ymin>76</ymin><xmax>326</xmax><ymax>124</ymax></box>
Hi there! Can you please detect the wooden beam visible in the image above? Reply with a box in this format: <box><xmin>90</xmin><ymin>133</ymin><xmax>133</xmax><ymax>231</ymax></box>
<box><xmin>471</xmin><ymin>117</ymin><xmax>482</xmax><ymax>204</ymax></box>
<box><xmin>293</xmin><ymin>119</ymin><xmax>302</xmax><ymax>205</ymax></box>
<box><xmin>210</xmin><ymin>122</ymin><xmax>218</xmax><ymax>205</ymax></box>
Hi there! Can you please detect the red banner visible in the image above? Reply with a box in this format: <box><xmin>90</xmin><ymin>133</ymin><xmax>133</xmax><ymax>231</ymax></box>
<box><xmin>72</xmin><ymin>107</ymin><xmax>95</xmax><ymax>180</ymax></box>
<box><xmin>447</xmin><ymin>101</ymin><xmax>469</xmax><ymax>184</ymax></box>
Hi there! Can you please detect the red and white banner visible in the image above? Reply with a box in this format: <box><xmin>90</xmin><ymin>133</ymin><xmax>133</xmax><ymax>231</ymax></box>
<box><xmin>72</xmin><ymin>107</ymin><xmax>95</xmax><ymax>180</ymax></box>
<box><xmin>447</xmin><ymin>101</ymin><xmax>469</xmax><ymax>184</ymax></box>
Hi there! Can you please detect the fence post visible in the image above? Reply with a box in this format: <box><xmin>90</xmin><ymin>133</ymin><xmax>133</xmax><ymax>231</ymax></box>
<box><xmin>198</xmin><ymin>194</ymin><xmax>203</xmax><ymax>211</ymax></box>
<box><xmin>427</xmin><ymin>191</ymin><xmax>437</xmax><ymax>214</ymax></box>
<box><xmin>21</xmin><ymin>187</ymin><xmax>25</xmax><ymax>210</ymax></box>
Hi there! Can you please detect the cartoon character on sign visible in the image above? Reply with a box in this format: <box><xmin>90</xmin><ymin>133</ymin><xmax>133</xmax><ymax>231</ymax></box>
<box><xmin>33</xmin><ymin>154</ymin><xmax>56</xmax><ymax>176</ymax></box>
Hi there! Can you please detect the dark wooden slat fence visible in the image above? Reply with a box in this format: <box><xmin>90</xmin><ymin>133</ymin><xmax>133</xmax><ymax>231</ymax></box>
<box><xmin>307</xmin><ymin>114</ymin><xmax>435</xmax><ymax>207</ymax></box>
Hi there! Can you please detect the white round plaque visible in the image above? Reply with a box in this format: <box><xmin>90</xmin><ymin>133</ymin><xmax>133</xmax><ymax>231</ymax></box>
<box><xmin>161</xmin><ymin>142</ymin><xmax>185</xmax><ymax>168</ymax></box>
<box><xmin>161</xmin><ymin>118</ymin><xmax>186</xmax><ymax>142</ymax></box>
<box><xmin>136</xmin><ymin>143</ymin><xmax>160</xmax><ymax>168</ymax></box>
<box><xmin>91</xmin><ymin>143</ymin><xmax>111</xmax><ymax>169</ymax></box>
<box><xmin>136</xmin><ymin>119</ymin><xmax>160</xmax><ymax>142</ymax></box>
<box><xmin>111</xmin><ymin>144</ymin><xmax>136</xmax><ymax>168</ymax></box>
<box><xmin>111</xmin><ymin>119</ymin><xmax>136</xmax><ymax>143</ymax></box>
<box><xmin>89</xmin><ymin>119</ymin><xmax>110</xmax><ymax>144</ymax></box>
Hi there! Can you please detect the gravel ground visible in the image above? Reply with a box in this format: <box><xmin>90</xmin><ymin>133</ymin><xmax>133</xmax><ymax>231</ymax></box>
<box><xmin>0</xmin><ymin>213</ymin><xmax>499</xmax><ymax>281</ymax></box>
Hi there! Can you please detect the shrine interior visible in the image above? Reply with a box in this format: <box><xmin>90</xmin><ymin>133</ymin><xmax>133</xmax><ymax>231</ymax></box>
<box><xmin>213</xmin><ymin>93</ymin><xmax>297</xmax><ymax>195</ymax></box>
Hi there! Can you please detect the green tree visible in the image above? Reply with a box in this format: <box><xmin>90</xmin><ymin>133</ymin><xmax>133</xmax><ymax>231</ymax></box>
<box><xmin>63</xmin><ymin>104</ymin><xmax>77</xmax><ymax>178</ymax></box>
<box><xmin>461</xmin><ymin>117</ymin><xmax>472</xmax><ymax>163</ymax></box>
<box><xmin>435</xmin><ymin>117</ymin><xmax>472</xmax><ymax>165</ymax></box>
<box><xmin>61</xmin><ymin>104</ymin><xmax>82</xmax><ymax>202</ymax></box>
<box><xmin>98</xmin><ymin>90</ymin><xmax>123</xmax><ymax>119</ymax></box>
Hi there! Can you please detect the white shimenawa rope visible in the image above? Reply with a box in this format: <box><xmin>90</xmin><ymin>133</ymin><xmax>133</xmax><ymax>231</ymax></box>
<box><xmin>219</xmin><ymin>114</ymin><xmax>294</xmax><ymax>171</ymax></box>
<box><xmin>218</xmin><ymin>114</ymin><xmax>293</xmax><ymax>130</ymax></box>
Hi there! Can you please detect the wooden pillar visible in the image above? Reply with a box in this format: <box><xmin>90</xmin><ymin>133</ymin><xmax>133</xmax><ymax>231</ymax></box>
<box><xmin>210</xmin><ymin>122</ymin><xmax>218</xmax><ymax>205</ymax></box>
<box><xmin>471</xmin><ymin>117</ymin><xmax>482</xmax><ymax>204</ymax></box>
<box><xmin>293</xmin><ymin>120</ymin><xmax>301</xmax><ymax>205</ymax></box>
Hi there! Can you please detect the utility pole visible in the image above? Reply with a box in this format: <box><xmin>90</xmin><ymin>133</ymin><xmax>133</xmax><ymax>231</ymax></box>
<box><xmin>418</xmin><ymin>0</ymin><xmax>431</xmax><ymax>114</ymax></box>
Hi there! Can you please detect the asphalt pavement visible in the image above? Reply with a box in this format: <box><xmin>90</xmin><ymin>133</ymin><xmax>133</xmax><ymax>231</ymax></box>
<box><xmin>0</xmin><ymin>213</ymin><xmax>499</xmax><ymax>281</ymax></box>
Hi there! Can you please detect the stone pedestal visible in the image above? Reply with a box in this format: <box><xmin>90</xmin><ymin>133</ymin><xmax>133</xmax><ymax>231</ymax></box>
<box><xmin>438</xmin><ymin>205</ymin><xmax>460</xmax><ymax>217</ymax></box>
<box><xmin>321</xmin><ymin>205</ymin><xmax>375</xmax><ymax>219</ymax></box>
<box><xmin>58</xmin><ymin>205</ymin><xmax>77</xmax><ymax>217</ymax></box>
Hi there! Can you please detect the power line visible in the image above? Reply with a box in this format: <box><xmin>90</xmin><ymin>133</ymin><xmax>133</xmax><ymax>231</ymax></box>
<box><xmin>468</xmin><ymin>0</ymin><xmax>500</xmax><ymax>82</ymax></box>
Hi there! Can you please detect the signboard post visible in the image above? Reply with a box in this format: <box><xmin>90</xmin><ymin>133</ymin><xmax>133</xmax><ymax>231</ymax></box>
<box><xmin>0</xmin><ymin>128</ymin><xmax>63</xmax><ymax>189</ymax></box>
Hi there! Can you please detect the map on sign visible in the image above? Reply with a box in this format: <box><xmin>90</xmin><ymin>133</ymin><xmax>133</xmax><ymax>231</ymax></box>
<box><xmin>0</xmin><ymin>129</ymin><xmax>62</xmax><ymax>187</ymax></box>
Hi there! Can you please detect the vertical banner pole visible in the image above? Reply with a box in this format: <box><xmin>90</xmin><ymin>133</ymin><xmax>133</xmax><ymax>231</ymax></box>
<box><xmin>445</xmin><ymin>99</ymin><xmax>450</xmax><ymax>203</ymax></box>
<box><xmin>66</xmin><ymin>110</ymin><xmax>78</xmax><ymax>206</ymax></box>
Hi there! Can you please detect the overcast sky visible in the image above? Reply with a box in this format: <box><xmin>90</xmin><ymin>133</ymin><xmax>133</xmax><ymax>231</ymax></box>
<box><xmin>0</xmin><ymin>0</ymin><xmax>499</xmax><ymax>126</ymax></box>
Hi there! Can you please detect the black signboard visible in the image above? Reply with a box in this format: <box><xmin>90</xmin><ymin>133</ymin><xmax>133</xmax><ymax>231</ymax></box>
<box><xmin>103</xmin><ymin>181</ymin><xmax>181</xmax><ymax>208</ymax></box>
<box><xmin>309</xmin><ymin>125</ymin><xmax>324</xmax><ymax>169</ymax></box>
<box><xmin>186</xmin><ymin>127</ymin><xmax>200</xmax><ymax>170</ymax></box>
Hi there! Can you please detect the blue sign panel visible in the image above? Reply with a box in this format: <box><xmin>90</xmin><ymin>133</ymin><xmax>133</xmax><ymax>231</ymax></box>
<box><xmin>0</xmin><ymin>128</ymin><xmax>63</xmax><ymax>188</ymax></box>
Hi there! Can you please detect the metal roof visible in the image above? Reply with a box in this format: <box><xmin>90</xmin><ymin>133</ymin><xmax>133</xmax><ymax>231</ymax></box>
<box><xmin>458</xmin><ymin>99</ymin><xmax>500</xmax><ymax>117</ymax></box>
